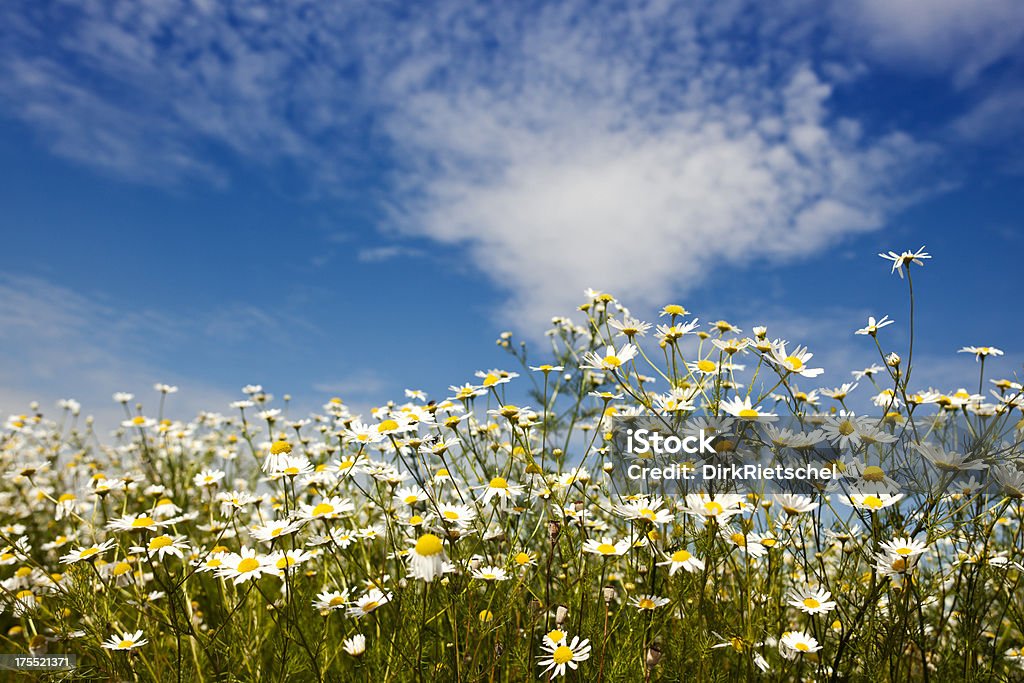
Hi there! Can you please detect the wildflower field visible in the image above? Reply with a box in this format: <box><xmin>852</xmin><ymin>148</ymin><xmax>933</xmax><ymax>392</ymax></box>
<box><xmin>3</xmin><ymin>248</ymin><xmax>1023</xmax><ymax>682</ymax></box>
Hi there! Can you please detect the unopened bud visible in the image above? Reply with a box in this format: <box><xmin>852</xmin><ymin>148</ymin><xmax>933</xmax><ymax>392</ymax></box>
<box><xmin>646</xmin><ymin>644</ymin><xmax>663</xmax><ymax>669</ymax></box>
<box><xmin>555</xmin><ymin>605</ymin><xmax>569</xmax><ymax>626</ymax></box>
<box><xmin>603</xmin><ymin>585</ymin><xmax>617</xmax><ymax>603</ymax></box>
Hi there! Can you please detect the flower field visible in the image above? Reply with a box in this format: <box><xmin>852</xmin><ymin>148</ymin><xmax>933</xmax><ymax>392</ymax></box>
<box><xmin>2</xmin><ymin>248</ymin><xmax>1023</xmax><ymax>681</ymax></box>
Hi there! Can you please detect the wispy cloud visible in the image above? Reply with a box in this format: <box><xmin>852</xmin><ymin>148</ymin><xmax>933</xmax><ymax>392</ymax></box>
<box><xmin>3</xmin><ymin>0</ymin><xmax>1011</xmax><ymax>330</ymax></box>
<box><xmin>0</xmin><ymin>274</ymin><xmax>310</xmax><ymax>427</ymax></box>
<box><xmin>833</xmin><ymin>0</ymin><xmax>1024</xmax><ymax>87</ymax></box>
<box><xmin>357</xmin><ymin>246</ymin><xmax>423</xmax><ymax>263</ymax></box>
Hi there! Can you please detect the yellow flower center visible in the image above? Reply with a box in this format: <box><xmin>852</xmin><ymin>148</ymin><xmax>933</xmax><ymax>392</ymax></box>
<box><xmin>329</xmin><ymin>596</ymin><xmax>345</xmax><ymax>606</ymax></box>
<box><xmin>862</xmin><ymin>495</ymin><xmax>883</xmax><ymax>510</ymax></box>
<box><xmin>697</xmin><ymin>359</ymin><xmax>717</xmax><ymax>373</ymax></box>
<box><xmin>113</xmin><ymin>562</ymin><xmax>132</xmax><ymax>576</ymax></box>
<box><xmin>738</xmin><ymin>409</ymin><xmax>759</xmax><ymax>418</ymax></box>
<box><xmin>118</xmin><ymin>639</ymin><xmax>134</xmax><ymax>649</ymax></box>
<box><xmin>795</xmin><ymin>642</ymin><xmax>809</xmax><ymax>652</ymax></box>
<box><xmin>862</xmin><ymin>466</ymin><xmax>885</xmax><ymax>482</ymax></box>
<box><xmin>443</xmin><ymin>510</ymin><xmax>459</xmax><ymax>520</ymax></box>
<box><xmin>131</xmin><ymin>516</ymin><xmax>155</xmax><ymax>528</ymax></box>
<box><xmin>237</xmin><ymin>557</ymin><xmax>260</xmax><ymax>573</ymax></box>
<box><xmin>891</xmin><ymin>557</ymin><xmax>907</xmax><ymax>572</ymax></box>
<box><xmin>803</xmin><ymin>598</ymin><xmax>820</xmax><ymax>609</ymax></box>
<box><xmin>671</xmin><ymin>549</ymin><xmax>691</xmax><ymax>563</ymax></box>
<box><xmin>514</xmin><ymin>552</ymin><xmax>531</xmax><ymax>565</ymax></box>
<box><xmin>552</xmin><ymin>645</ymin><xmax>574</xmax><ymax>664</ymax></box>
<box><xmin>377</xmin><ymin>419</ymin><xmax>399</xmax><ymax>432</ymax></box>
<box><xmin>730</xmin><ymin>532</ymin><xmax>746</xmax><ymax>546</ymax></box>
<box><xmin>311</xmin><ymin>503</ymin><xmax>334</xmax><ymax>517</ymax></box>
<box><xmin>784</xmin><ymin>356</ymin><xmax>803</xmax><ymax>370</ymax></box>
<box><xmin>132</xmin><ymin>416</ymin><xmax>146</xmax><ymax>426</ymax></box>
<box><xmin>895</xmin><ymin>547</ymin><xmax>912</xmax><ymax>556</ymax></box>
<box><xmin>148</xmin><ymin>535</ymin><xmax>173</xmax><ymax>550</ymax></box>
<box><xmin>838</xmin><ymin>420</ymin><xmax>855</xmax><ymax>436</ymax></box>
<box><xmin>79</xmin><ymin>548</ymin><xmax>99</xmax><ymax>559</ymax></box>
<box><xmin>361</xmin><ymin>601</ymin><xmax>378</xmax><ymax>612</ymax></box>
<box><xmin>482</xmin><ymin>374</ymin><xmax>500</xmax><ymax>387</ymax></box>
<box><xmin>547</xmin><ymin>629</ymin><xmax>565</xmax><ymax>643</ymax></box>
<box><xmin>603</xmin><ymin>355</ymin><xmax>623</xmax><ymax>368</ymax></box>
<box><xmin>58</xmin><ymin>493</ymin><xmax>76</xmax><ymax>503</ymax></box>
<box><xmin>270</xmin><ymin>440</ymin><xmax>292</xmax><ymax>454</ymax></box>
<box><xmin>704</xmin><ymin>501</ymin><xmax>723</xmax><ymax>515</ymax></box>
<box><xmin>638</xmin><ymin>598</ymin><xmax>656</xmax><ymax>609</ymax></box>
<box><xmin>415</xmin><ymin>534</ymin><xmax>444</xmax><ymax>557</ymax></box>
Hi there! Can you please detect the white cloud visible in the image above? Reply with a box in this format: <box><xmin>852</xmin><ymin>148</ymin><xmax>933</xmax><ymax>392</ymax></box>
<box><xmin>952</xmin><ymin>87</ymin><xmax>1024</xmax><ymax>142</ymax></box>
<box><xmin>833</xmin><ymin>0</ymin><xmax>1024</xmax><ymax>86</ymax></box>
<box><xmin>0</xmin><ymin>0</ymin><xmax>959</xmax><ymax>332</ymax></box>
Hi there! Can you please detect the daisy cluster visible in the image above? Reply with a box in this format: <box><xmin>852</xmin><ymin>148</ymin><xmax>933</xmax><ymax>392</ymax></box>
<box><xmin>1</xmin><ymin>248</ymin><xmax>1023</xmax><ymax>680</ymax></box>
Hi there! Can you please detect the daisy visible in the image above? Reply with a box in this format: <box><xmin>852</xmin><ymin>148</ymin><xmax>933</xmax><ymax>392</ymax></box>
<box><xmin>193</xmin><ymin>469</ymin><xmax>226</xmax><ymax>487</ymax></box>
<box><xmin>511</xmin><ymin>550</ymin><xmax>538</xmax><ymax>568</ymax></box>
<box><xmin>347</xmin><ymin>588</ymin><xmax>391</xmax><ymax>618</ymax></box>
<box><xmin>879</xmin><ymin>537</ymin><xmax>928</xmax><ymax>558</ymax></box>
<box><xmin>102</xmin><ymin>629</ymin><xmax>148</xmax><ymax>651</ymax></box>
<box><xmin>711</xmin><ymin>337</ymin><xmax>750</xmax><ymax>356</ymax></box>
<box><xmin>342</xmin><ymin>633</ymin><xmax>366</xmax><ymax>657</ymax></box>
<box><xmin>476</xmin><ymin>476</ymin><xmax>525</xmax><ymax>506</ymax></box>
<box><xmin>838</xmin><ymin>493</ymin><xmax>904</xmax><ymax>511</ymax></box>
<box><xmin>407</xmin><ymin>533</ymin><xmax>448</xmax><ymax>582</ymax></box>
<box><xmin>879</xmin><ymin>246</ymin><xmax>930</xmax><ymax>278</ymax></box>
<box><xmin>629</xmin><ymin>594</ymin><xmax>670</xmax><ymax>611</ymax></box>
<box><xmin>313</xmin><ymin>589</ymin><xmax>350</xmax><ymax>612</ymax></box>
<box><xmin>681</xmin><ymin>493</ymin><xmax>746</xmax><ymax>521</ymax></box>
<box><xmin>216</xmin><ymin>547</ymin><xmax>275</xmax><ymax>584</ymax></box>
<box><xmin>475</xmin><ymin>369</ymin><xmax>519</xmax><ymax>389</ymax></box>
<box><xmin>719</xmin><ymin>396</ymin><xmax>775</xmax><ymax>420</ymax></box>
<box><xmin>722</xmin><ymin>527</ymin><xmax>768</xmax><ymax>557</ymax></box>
<box><xmin>821</xmin><ymin>382</ymin><xmax>858</xmax><ymax>401</ymax></box>
<box><xmin>580</xmin><ymin>344</ymin><xmax>638</xmax><ymax>372</ymax></box>
<box><xmin>437</xmin><ymin>503</ymin><xmax>477</xmax><ymax>529</ymax></box>
<box><xmin>269</xmin><ymin>548</ymin><xmax>314</xmax><ymax>575</ymax></box>
<box><xmin>131</xmin><ymin>534</ymin><xmax>189</xmax><ymax>560</ymax></box>
<box><xmin>609</xmin><ymin>316</ymin><xmax>652</xmax><ymax>338</ymax></box>
<box><xmin>471</xmin><ymin>565</ymin><xmax>510</xmax><ymax>581</ymax></box>
<box><xmin>581</xmin><ymin>537</ymin><xmax>630</xmax><ymax>557</ymax></box>
<box><xmin>537</xmin><ymin>635</ymin><xmax>592</xmax><ymax>678</ymax></box>
<box><xmin>914</xmin><ymin>443</ymin><xmax>987</xmax><ymax>473</ymax></box>
<box><xmin>773</xmin><ymin>494</ymin><xmax>818</xmax><ymax>516</ymax></box>
<box><xmin>251</xmin><ymin>519</ymin><xmax>303</xmax><ymax>543</ymax></box>
<box><xmin>543</xmin><ymin>629</ymin><xmax>569</xmax><ymax>648</ymax></box>
<box><xmin>298</xmin><ymin>496</ymin><xmax>355</xmax><ymax>521</ymax></box>
<box><xmin>779</xmin><ymin>631</ymin><xmax>821</xmax><ymax>658</ymax></box>
<box><xmin>767</xmin><ymin>342</ymin><xmax>824</xmax><ymax>378</ymax></box>
<box><xmin>394</xmin><ymin>486</ymin><xmax>428</xmax><ymax>507</ymax></box>
<box><xmin>612</xmin><ymin>497</ymin><xmax>674</xmax><ymax>525</ymax></box>
<box><xmin>529</xmin><ymin>363</ymin><xmax>566</xmax><ymax>373</ymax></box>
<box><xmin>106</xmin><ymin>513</ymin><xmax>165</xmax><ymax>533</ymax></box>
<box><xmin>60</xmin><ymin>539</ymin><xmax>116</xmax><ymax>564</ymax></box>
<box><xmin>875</xmin><ymin>551</ymin><xmax>920</xmax><ymax>577</ymax></box>
<box><xmin>267</xmin><ymin>454</ymin><xmax>314</xmax><ymax>479</ymax></box>
<box><xmin>855</xmin><ymin>316</ymin><xmax>895</xmax><ymax>336</ymax></box>
<box><xmin>820</xmin><ymin>413</ymin><xmax>872</xmax><ymax>449</ymax></box>
<box><xmin>958</xmin><ymin>346</ymin><xmax>1004</xmax><ymax>361</ymax></box>
<box><xmin>657</xmin><ymin>548</ymin><xmax>705</xmax><ymax>575</ymax></box>
<box><xmin>787</xmin><ymin>588</ymin><xmax>837</xmax><ymax>615</ymax></box>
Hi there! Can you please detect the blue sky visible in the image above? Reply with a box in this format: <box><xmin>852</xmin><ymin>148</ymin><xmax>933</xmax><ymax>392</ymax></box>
<box><xmin>1</xmin><ymin>0</ymin><xmax>1022</xmax><ymax>426</ymax></box>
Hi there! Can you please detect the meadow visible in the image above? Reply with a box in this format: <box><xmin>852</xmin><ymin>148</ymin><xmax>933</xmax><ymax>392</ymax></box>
<box><xmin>2</xmin><ymin>247</ymin><xmax>1023</xmax><ymax>681</ymax></box>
